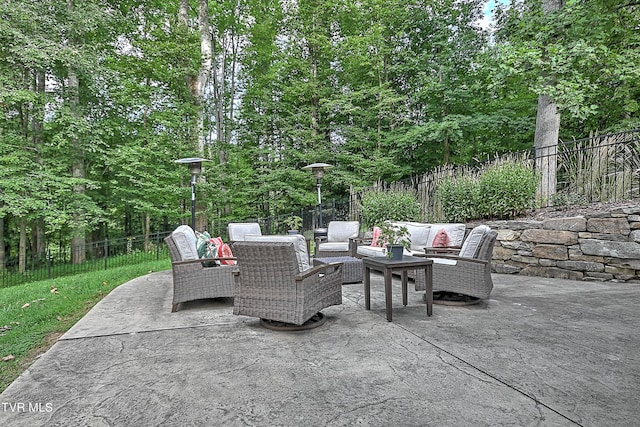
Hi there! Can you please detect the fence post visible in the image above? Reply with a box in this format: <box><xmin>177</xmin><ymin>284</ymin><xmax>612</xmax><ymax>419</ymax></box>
<box><xmin>47</xmin><ymin>249</ymin><xmax>52</xmax><ymax>279</ymax></box>
<box><xmin>104</xmin><ymin>238</ymin><xmax>109</xmax><ymax>270</ymax></box>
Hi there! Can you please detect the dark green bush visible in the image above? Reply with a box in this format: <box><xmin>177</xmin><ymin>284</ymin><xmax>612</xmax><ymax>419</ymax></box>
<box><xmin>359</xmin><ymin>189</ymin><xmax>420</xmax><ymax>227</ymax></box>
<box><xmin>476</xmin><ymin>163</ymin><xmax>538</xmax><ymax>219</ymax></box>
<box><xmin>438</xmin><ymin>176</ymin><xmax>480</xmax><ymax>222</ymax></box>
<box><xmin>437</xmin><ymin>162</ymin><xmax>539</xmax><ymax>221</ymax></box>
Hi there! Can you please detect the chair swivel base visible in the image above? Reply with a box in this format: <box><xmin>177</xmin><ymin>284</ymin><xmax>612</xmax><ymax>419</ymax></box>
<box><xmin>425</xmin><ymin>292</ymin><xmax>481</xmax><ymax>306</ymax></box>
<box><xmin>260</xmin><ymin>312</ymin><xmax>327</xmax><ymax>331</ymax></box>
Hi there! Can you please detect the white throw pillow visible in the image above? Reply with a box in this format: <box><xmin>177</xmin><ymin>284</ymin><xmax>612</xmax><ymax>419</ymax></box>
<box><xmin>228</xmin><ymin>223</ymin><xmax>262</xmax><ymax>241</ymax></box>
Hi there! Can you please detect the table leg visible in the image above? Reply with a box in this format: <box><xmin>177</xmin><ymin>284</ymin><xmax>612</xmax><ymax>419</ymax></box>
<box><xmin>401</xmin><ymin>271</ymin><xmax>408</xmax><ymax>306</ymax></box>
<box><xmin>364</xmin><ymin>266</ymin><xmax>371</xmax><ymax>310</ymax></box>
<box><xmin>384</xmin><ymin>268</ymin><xmax>393</xmax><ymax>321</ymax></box>
<box><xmin>425</xmin><ymin>266</ymin><xmax>433</xmax><ymax>316</ymax></box>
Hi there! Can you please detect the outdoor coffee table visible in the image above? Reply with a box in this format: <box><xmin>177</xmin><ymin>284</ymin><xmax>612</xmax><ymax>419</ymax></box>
<box><xmin>363</xmin><ymin>255</ymin><xmax>433</xmax><ymax>322</ymax></box>
<box><xmin>313</xmin><ymin>256</ymin><xmax>363</xmax><ymax>284</ymax></box>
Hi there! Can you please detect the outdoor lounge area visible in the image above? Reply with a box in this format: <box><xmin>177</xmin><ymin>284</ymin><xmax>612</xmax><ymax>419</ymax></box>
<box><xmin>1</xmin><ymin>269</ymin><xmax>638</xmax><ymax>426</ymax></box>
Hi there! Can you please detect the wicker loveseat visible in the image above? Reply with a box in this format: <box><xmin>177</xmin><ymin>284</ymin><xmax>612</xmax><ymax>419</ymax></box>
<box><xmin>356</xmin><ymin>221</ymin><xmax>467</xmax><ymax>258</ymax></box>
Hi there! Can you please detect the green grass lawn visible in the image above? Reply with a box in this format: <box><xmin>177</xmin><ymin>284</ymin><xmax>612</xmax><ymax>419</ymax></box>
<box><xmin>0</xmin><ymin>259</ymin><xmax>171</xmax><ymax>393</ymax></box>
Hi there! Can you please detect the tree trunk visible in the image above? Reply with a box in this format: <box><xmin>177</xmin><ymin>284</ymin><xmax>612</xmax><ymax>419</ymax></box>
<box><xmin>19</xmin><ymin>217</ymin><xmax>26</xmax><ymax>273</ymax></box>
<box><xmin>180</xmin><ymin>0</ymin><xmax>211</xmax><ymax>153</ymax></box>
<box><xmin>33</xmin><ymin>69</ymin><xmax>46</xmax><ymax>259</ymax></box>
<box><xmin>68</xmin><ymin>0</ymin><xmax>86</xmax><ymax>264</ymax></box>
<box><xmin>534</xmin><ymin>94</ymin><xmax>560</xmax><ymax>204</ymax></box>
<box><xmin>70</xmin><ymin>68</ymin><xmax>86</xmax><ymax>264</ymax></box>
<box><xmin>534</xmin><ymin>0</ymin><xmax>564</xmax><ymax>206</ymax></box>
<box><xmin>179</xmin><ymin>0</ymin><xmax>211</xmax><ymax>231</ymax></box>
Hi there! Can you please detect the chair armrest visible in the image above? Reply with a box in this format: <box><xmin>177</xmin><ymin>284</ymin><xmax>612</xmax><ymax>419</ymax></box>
<box><xmin>295</xmin><ymin>262</ymin><xmax>343</xmax><ymax>280</ymax></box>
<box><xmin>350</xmin><ymin>236</ymin><xmax>371</xmax><ymax>245</ymax></box>
<box><xmin>424</xmin><ymin>246</ymin><xmax>461</xmax><ymax>255</ymax></box>
<box><xmin>172</xmin><ymin>257</ymin><xmax>237</xmax><ymax>267</ymax></box>
<box><xmin>427</xmin><ymin>254</ymin><xmax>488</xmax><ymax>265</ymax></box>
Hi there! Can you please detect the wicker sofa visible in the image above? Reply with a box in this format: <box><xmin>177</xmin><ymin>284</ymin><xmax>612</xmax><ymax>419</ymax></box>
<box><xmin>355</xmin><ymin>221</ymin><xmax>467</xmax><ymax>258</ymax></box>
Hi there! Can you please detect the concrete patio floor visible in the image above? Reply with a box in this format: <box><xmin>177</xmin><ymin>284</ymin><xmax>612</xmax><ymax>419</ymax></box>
<box><xmin>1</xmin><ymin>270</ymin><xmax>639</xmax><ymax>426</ymax></box>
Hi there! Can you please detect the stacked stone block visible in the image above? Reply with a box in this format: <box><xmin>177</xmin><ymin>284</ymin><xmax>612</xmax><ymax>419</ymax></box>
<box><xmin>485</xmin><ymin>205</ymin><xmax>640</xmax><ymax>282</ymax></box>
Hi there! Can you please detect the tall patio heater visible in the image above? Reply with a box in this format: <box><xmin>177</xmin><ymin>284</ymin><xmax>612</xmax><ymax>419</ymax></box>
<box><xmin>175</xmin><ymin>157</ymin><xmax>210</xmax><ymax>230</ymax></box>
<box><xmin>302</xmin><ymin>162</ymin><xmax>333</xmax><ymax>229</ymax></box>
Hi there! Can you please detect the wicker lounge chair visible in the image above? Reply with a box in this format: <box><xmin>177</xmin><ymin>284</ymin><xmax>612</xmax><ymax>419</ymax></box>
<box><xmin>164</xmin><ymin>225</ymin><xmax>238</xmax><ymax>312</ymax></box>
<box><xmin>414</xmin><ymin>225</ymin><xmax>497</xmax><ymax>303</ymax></box>
<box><xmin>232</xmin><ymin>241</ymin><xmax>343</xmax><ymax>327</ymax></box>
<box><xmin>315</xmin><ymin>220</ymin><xmax>360</xmax><ymax>258</ymax></box>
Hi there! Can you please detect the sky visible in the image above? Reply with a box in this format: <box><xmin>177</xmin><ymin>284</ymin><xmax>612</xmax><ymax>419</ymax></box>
<box><xmin>478</xmin><ymin>0</ymin><xmax>511</xmax><ymax>31</ymax></box>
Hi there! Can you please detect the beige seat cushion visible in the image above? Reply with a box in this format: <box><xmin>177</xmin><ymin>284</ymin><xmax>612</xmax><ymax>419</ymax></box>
<box><xmin>356</xmin><ymin>245</ymin><xmax>387</xmax><ymax>258</ymax></box>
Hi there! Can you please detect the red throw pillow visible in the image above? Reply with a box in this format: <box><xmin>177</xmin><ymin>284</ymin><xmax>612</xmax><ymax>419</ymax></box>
<box><xmin>217</xmin><ymin>243</ymin><xmax>236</xmax><ymax>265</ymax></box>
<box><xmin>432</xmin><ymin>229</ymin><xmax>450</xmax><ymax>247</ymax></box>
<box><xmin>371</xmin><ymin>226</ymin><xmax>382</xmax><ymax>247</ymax></box>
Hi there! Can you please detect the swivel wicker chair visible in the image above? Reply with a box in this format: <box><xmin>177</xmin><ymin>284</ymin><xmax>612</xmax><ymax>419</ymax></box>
<box><xmin>415</xmin><ymin>225</ymin><xmax>497</xmax><ymax>304</ymax></box>
<box><xmin>232</xmin><ymin>241</ymin><xmax>343</xmax><ymax>328</ymax></box>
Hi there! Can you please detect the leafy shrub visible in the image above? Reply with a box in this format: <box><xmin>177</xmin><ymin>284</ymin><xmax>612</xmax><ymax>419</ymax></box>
<box><xmin>476</xmin><ymin>162</ymin><xmax>539</xmax><ymax>219</ymax></box>
<box><xmin>437</xmin><ymin>162</ymin><xmax>538</xmax><ymax>221</ymax></box>
<box><xmin>438</xmin><ymin>176</ymin><xmax>480</xmax><ymax>222</ymax></box>
<box><xmin>359</xmin><ymin>189</ymin><xmax>420</xmax><ymax>228</ymax></box>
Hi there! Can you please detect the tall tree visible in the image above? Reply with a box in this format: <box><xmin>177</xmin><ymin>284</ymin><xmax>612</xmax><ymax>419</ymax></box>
<box><xmin>533</xmin><ymin>0</ymin><xmax>564</xmax><ymax>204</ymax></box>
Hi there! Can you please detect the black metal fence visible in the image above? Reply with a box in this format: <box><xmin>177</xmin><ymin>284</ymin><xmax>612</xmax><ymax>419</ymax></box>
<box><xmin>545</xmin><ymin>129</ymin><xmax>640</xmax><ymax>205</ymax></box>
<box><xmin>0</xmin><ymin>232</ymin><xmax>171</xmax><ymax>289</ymax></box>
<box><xmin>349</xmin><ymin>129</ymin><xmax>640</xmax><ymax>220</ymax></box>
<box><xmin>208</xmin><ymin>199</ymin><xmax>351</xmax><ymax>240</ymax></box>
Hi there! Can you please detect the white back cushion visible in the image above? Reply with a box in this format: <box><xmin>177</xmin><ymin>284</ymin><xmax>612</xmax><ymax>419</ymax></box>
<box><xmin>327</xmin><ymin>221</ymin><xmax>360</xmax><ymax>242</ymax></box>
<box><xmin>228</xmin><ymin>223</ymin><xmax>262</xmax><ymax>241</ymax></box>
<box><xmin>244</xmin><ymin>234</ymin><xmax>310</xmax><ymax>271</ymax></box>
<box><xmin>403</xmin><ymin>222</ymin><xmax>431</xmax><ymax>251</ymax></box>
<box><xmin>172</xmin><ymin>225</ymin><xmax>199</xmax><ymax>260</ymax></box>
<box><xmin>459</xmin><ymin>225</ymin><xmax>490</xmax><ymax>258</ymax></box>
<box><xmin>426</xmin><ymin>223</ymin><xmax>466</xmax><ymax>247</ymax></box>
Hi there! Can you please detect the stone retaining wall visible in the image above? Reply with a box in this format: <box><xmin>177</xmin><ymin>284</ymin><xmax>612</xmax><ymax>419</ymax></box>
<box><xmin>483</xmin><ymin>204</ymin><xmax>640</xmax><ymax>282</ymax></box>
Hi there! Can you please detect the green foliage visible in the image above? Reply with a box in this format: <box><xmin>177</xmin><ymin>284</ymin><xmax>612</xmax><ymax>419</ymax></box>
<box><xmin>377</xmin><ymin>222</ymin><xmax>411</xmax><ymax>251</ymax></box>
<box><xmin>1</xmin><ymin>0</ymin><xmax>638</xmax><ymax>263</ymax></box>
<box><xmin>476</xmin><ymin>163</ymin><xmax>539</xmax><ymax>219</ymax></box>
<box><xmin>438</xmin><ymin>176</ymin><xmax>480</xmax><ymax>222</ymax></box>
<box><xmin>359</xmin><ymin>190</ymin><xmax>420</xmax><ymax>228</ymax></box>
<box><xmin>438</xmin><ymin>162</ymin><xmax>539</xmax><ymax>221</ymax></box>
<box><xmin>284</xmin><ymin>215</ymin><xmax>303</xmax><ymax>231</ymax></box>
